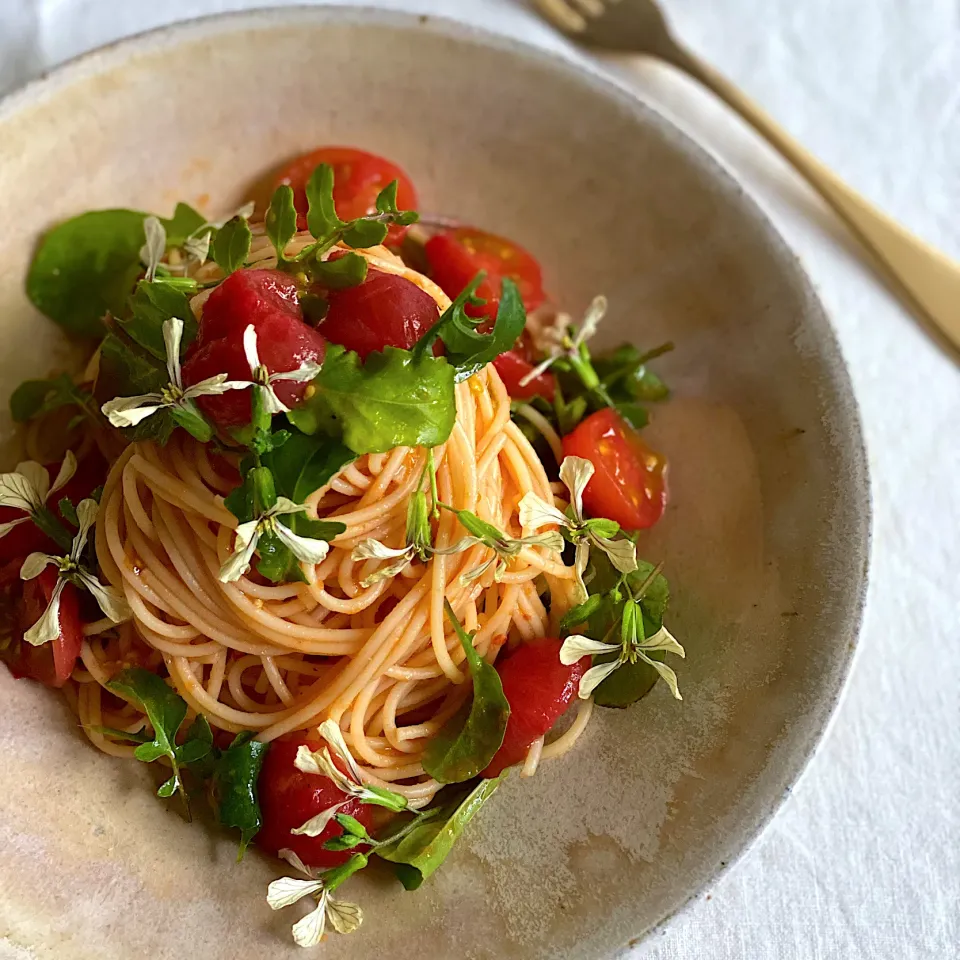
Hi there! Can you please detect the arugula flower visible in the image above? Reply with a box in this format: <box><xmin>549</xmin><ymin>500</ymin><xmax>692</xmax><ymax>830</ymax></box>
<box><xmin>101</xmin><ymin>317</ymin><xmax>248</xmax><ymax>430</ymax></box>
<box><xmin>241</xmin><ymin>324</ymin><xmax>322</xmax><ymax>416</ymax></box>
<box><xmin>19</xmin><ymin>498</ymin><xmax>131</xmax><ymax>645</ymax></box>
<box><xmin>218</xmin><ymin>495</ymin><xmax>335</xmax><ymax>583</ymax></box>
<box><xmin>518</xmin><ymin>456</ymin><xmax>637</xmax><ymax>600</ymax></box>
<box><xmin>443</xmin><ymin>506</ymin><xmax>564</xmax><ymax>584</ymax></box>
<box><xmin>520</xmin><ymin>295</ymin><xmax>606</xmax><ymax>386</ymax></box>
<box><xmin>0</xmin><ymin>452</ymin><xmax>76</xmax><ymax>548</ymax></box>
<box><xmin>560</xmin><ymin>602</ymin><xmax>686</xmax><ymax>700</ymax></box>
<box><xmin>267</xmin><ymin>848</ymin><xmax>365</xmax><ymax>948</ymax></box>
<box><xmin>292</xmin><ymin>720</ymin><xmax>407</xmax><ymax>837</ymax></box>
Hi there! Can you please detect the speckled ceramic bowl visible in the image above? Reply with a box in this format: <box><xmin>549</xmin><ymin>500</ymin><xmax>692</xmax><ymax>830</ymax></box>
<box><xmin>0</xmin><ymin>8</ymin><xmax>869</xmax><ymax>959</ymax></box>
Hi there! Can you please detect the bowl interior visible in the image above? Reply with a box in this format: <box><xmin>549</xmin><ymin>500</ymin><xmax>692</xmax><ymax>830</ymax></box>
<box><xmin>0</xmin><ymin>9</ymin><xmax>868</xmax><ymax>960</ymax></box>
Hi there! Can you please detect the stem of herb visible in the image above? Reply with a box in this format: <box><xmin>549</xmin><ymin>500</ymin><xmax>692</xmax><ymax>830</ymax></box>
<box><xmin>33</xmin><ymin>506</ymin><xmax>75</xmax><ymax>553</ymax></box>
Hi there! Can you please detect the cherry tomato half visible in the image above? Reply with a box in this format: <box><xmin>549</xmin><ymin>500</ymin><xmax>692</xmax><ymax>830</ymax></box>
<box><xmin>256</xmin><ymin>736</ymin><xmax>374</xmax><ymax>869</ymax></box>
<box><xmin>319</xmin><ymin>266</ymin><xmax>440</xmax><ymax>360</ymax></box>
<box><xmin>491</xmin><ymin>330</ymin><xmax>555</xmax><ymax>402</ymax></box>
<box><xmin>424</xmin><ymin>227</ymin><xmax>545</xmax><ymax>320</ymax></box>
<box><xmin>273</xmin><ymin>146</ymin><xmax>418</xmax><ymax>246</ymax></box>
<box><xmin>5</xmin><ymin>566</ymin><xmax>84</xmax><ymax>688</ymax></box>
<box><xmin>561</xmin><ymin>408</ymin><xmax>668</xmax><ymax>531</ymax></box>
<box><xmin>182</xmin><ymin>270</ymin><xmax>326</xmax><ymax>431</ymax></box>
<box><xmin>483</xmin><ymin>638</ymin><xmax>588</xmax><ymax>778</ymax></box>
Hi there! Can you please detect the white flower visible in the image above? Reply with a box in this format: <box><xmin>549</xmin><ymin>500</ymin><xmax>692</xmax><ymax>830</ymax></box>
<box><xmin>242</xmin><ymin>325</ymin><xmax>321</xmax><ymax>416</ymax></box>
<box><xmin>520</xmin><ymin>295</ymin><xmax>607</xmax><ymax>386</ymax></box>
<box><xmin>0</xmin><ymin>452</ymin><xmax>76</xmax><ymax>542</ymax></box>
<box><xmin>292</xmin><ymin>720</ymin><xmax>406</xmax><ymax>835</ymax></box>
<box><xmin>518</xmin><ymin>456</ymin><xmax>636</xmax><ymax>600</ymax></box>
<box><xmin>140</xmin><ymin>215</ymin><xmax>167</xmax><ymax>282</ymax></box>
<box><xmin>20</xmin><ymin>498</ymin><xmax>131</xmax><ymax>646</ymax></box>
<box><xmin>267</xmin><ymin>849</ymin><xmax>363</xmax><ymax>948</ymax></box>
<box><xmin>218</xmin><ymin>496</ymin><xmax>334</xmax><ymax>583</ymax></box>
<box><xmin>559</xmin><ymin>622</ymin><xmax>685</xmax><ymax>700</ymax></box>
<box><xmin>101</xmin><ymin>317</ymin><xmax>250</xmax><ymax>429</ymax></box>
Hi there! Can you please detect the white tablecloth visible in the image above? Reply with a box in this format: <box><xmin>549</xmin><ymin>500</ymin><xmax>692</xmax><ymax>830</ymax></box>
<box><xmin>1</xmin><ymin>1</ymin><xmax>958</xmax><ymax>957</ymax></box>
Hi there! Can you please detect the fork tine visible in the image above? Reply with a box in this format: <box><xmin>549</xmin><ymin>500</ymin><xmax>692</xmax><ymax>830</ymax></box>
<box><xmin>532</xmin><ymin>0</ymin><xmax>588</xmax><ymax>33</ymax></box>
<box><xmin>569</xmin><ymin>0</ymin><xmax>607</xmax><ymax>17</ymax></box>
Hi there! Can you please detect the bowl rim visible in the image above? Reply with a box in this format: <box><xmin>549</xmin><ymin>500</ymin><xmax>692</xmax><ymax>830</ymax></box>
<box><xmin>0</xmin><ymin>5</ymin><xmax>872</xmax><ymax>953</ymax></box>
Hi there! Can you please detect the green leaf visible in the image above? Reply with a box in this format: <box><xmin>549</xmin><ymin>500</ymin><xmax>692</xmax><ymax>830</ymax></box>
<box><xmin>27</xmin><ymin>209</ymin><xmax>148</xmax><ymax>338</ymax></box>
<box><xmin>159</xmin><ymin>203</ymin><xmax>207</xmax><ymax>247</ymax></box>
<box><xmin>422</xmin><ymin>604</ymin><xmax>510</xmax><ymax>784</ymax></box>
<box><xmin>288</xmin><ymin>344</ymin><xmax>456</xmax><ymax>455</ymax></box>
<box><xmin>120</xmin><ymin>280</ymin><xmax>197</xmax><ymax>361</ymax></box>
<box><xmin>9</xmin><ymin>374</ymin><xmax>94</xmax><ymax>425</ymax></box>
<box><xmin>177</xmin><ymin>714</ymin><xmax>214</xmax><ymax>764</ymax></box>
<box><xmin>305</xmin><ymin>163</ymin><xmax>343</xmax><ymax>240</ymax></box>
<box><xmin>309</xmin><ymin>251</ymin><xmax>368</xmax><ymax>289</ymax></box>
<box><xmin>58</xmin><ymin>497</ymin><xmax>79</xmax><ymax>528</ymax></box>
<box><xmin>210</xmin><ymin>731</ymin><xmax>268</xmax><ymax>857</ymax></box>
<box><xmin>263</xmin><ymin>431</ymin><xmax>355</xmax><ymax>504</ymax></box>
<box><xmin>265</xmin><ymin>185</ymin><xmax>298</xmax><ymax>262</ymax></box>
<box><xmin>95</xmin><ymin>331</ymin><xmax>176</xmax><ymax>444</ymax></box>
<box><xmin>107</xmin><ymin>667</ymin><xmax>189</xmax><ymax>797</ymax></box>
<box><xmin>377</xmin><ymin>776</ymin><xmax>503</xmax><ymax>890</ymax></box>
<box><xmin>211</xmin><ymin>216</ymin><xmax>252</xmax><ymax>275</ymax></box>
<box><xmin>375</xmin><ymin>180</ymin><xmax>401</xmax><ymax>215</ymax></box>
<box><xmin>585</xmin><ymin>555</ymin><xmax>672</xmax><ymax>708</ymax></box>
<box><xmin>341</xmin><ymin>218</ymin><xmax>389</xmax><ymax>249</ymax></box>
<box><xmin>414</xmin><ymin>276</ymin><xmax>526</xmax><ymax>382</ymax></box>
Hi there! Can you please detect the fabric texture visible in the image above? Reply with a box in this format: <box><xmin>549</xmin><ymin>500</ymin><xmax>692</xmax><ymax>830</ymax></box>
<box><xmin>0</xmin><ymin>1</ymin><xmax>957</xmax><ymax>958</ymax></box>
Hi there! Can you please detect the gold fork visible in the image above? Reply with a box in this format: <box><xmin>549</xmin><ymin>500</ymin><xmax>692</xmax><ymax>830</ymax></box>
<box><xmin>534</xmin><ymin>0</ymin><xmax>960</xmax><ymax>353</ymax></box>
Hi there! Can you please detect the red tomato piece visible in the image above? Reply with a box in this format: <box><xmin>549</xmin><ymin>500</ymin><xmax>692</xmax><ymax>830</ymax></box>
<box><xmin>194</xmin><ymin>268</ymin><xmax>300</xmax><ymax>347</ymax></box>
<box><xmin>424</xmin><ymin>227</ymin><xmax>545</xmax><ymax>320</ymax></box>
<box><xmin>5</xmin><ymin>566</ymin><xmax>84</xmax><ymax>688</ymax></box>
<box><xmin>318</xmin><ymin>268</ymin><xmax>440</xmax><ymax>360</ymax></box>
<box><xmin>482</xmin><ymin>638</ymin><xmax>588</xmax><ymax>778</ymax></box>
<box><xmin>562</xmin><ymin>408</ymin><xmax>668</xmax><ymax>531</ymax></box>
<box><xmin>256</xmin><ymin>736</ymin><xmax>374</xmax><ymax>869</ymax></box>
<box><xmin>182</xmin><ymin>270</ymin><xmax>326</xmax><ymax>431</ymax></box>
<box><xmin>492</xmin><ymin>349</ymin><xmax>555</xmax><ymax>403</ymax></box>
<box><xmin>273</xmin><ymin>146</ymin><xmax>418</xmax><ymax>246</ymax></box>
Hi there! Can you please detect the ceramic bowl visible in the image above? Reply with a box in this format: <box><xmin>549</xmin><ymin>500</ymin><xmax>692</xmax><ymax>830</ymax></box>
<box><xmin>0</xmin><ymin>8</ymin><xmax>869</xmax><ymax>959</ymax></box>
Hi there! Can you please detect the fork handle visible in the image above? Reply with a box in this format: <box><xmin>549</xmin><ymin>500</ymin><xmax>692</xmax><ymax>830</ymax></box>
<box><xmin>662</xmin><ymin>43</ymin><xmax>960</xmax><ymax>349</ymax></box>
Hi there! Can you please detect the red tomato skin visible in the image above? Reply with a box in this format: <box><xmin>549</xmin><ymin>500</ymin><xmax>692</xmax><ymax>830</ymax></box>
<box><xmin>182</xmin><ymin>270</ymin><xmax>326</xmax><ymax>430</ymax></box>
<box><xmin>6</xmin><ymin>567</ymin><xmax>84</xmax><ymax>688</ymax></box>
<box><xmin>256</xmin><ymin>737</ymin><xmax>374</xmax><ymax>869</ymax></box>
<box><xmin>195</xmin><ymin>269</ymin><xmax>301</xmax><ymax>347</ymax></box>
<box><xmin>562</xmin><ymin>408</ymin><xmax>668</xmax><ymax>531</ymax></box>
<box><xmin>319</xmin><ymin>268</ymin><xmax>440</xmax><ymax>360</ymax></box>
<box><xmin>492</xmin><ymin>349</ymin><xmax>556</xmax><ymax>403</ymax></box>
<box><xmin>424</xmin><ymin>228</ymin><xmax>545</xmax><ymax>319</ymax></box>
<box><xmin>482</xmin><ymin>638</ymin><xmax>588</xmax><ymax>778</ymax></box>
<box><xmin>0</xmin><ymin>451</ymin><xmax>108</xmax><ymax>565</ymax></box>
<box><xmin>273</xmin><ymin>146</ymin><xmax>418</xmax><ymax>246</ymax></box>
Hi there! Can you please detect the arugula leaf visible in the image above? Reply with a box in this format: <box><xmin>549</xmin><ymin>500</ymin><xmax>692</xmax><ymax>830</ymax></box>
<box><xmin>159</xmin><ymin>202</ymin><xmax>207</xmax><ymax>247</ymax></box>
<box><xmin>265</xmin><ymin>185</ymin><xmax>298</xmax><ymax>262</ymax></box>
<box><xmin>288</xmin><ymin>344</ymin><xmax>456</xmax><ymax>455</ymax></box>
<box><xmin>310</xmin><ymin>251</ymin><xmax>369</xmax><ymax>289</ymax></box>
<box><xmin>212</xmin><ymin>215</ymin><xmax>252</xmax><ymax>275</ymax></box>
<box><xmin>413</xmin><ymin>275</ymin><xmax>526</xmax><ymax>382</ymax></box>
<box><xmin>119</xmin><ymin>280</ymin><xmax>197</xmax><ymax>361</ymax></box>
<box><xmin>27</xmin><ymin>209</ymin><xmax>148</xmax><ymax>338</ymax></box>
<box><xmin>263</xmin><ymin>430</ymin><xmax>355</xmax><ymax>503</ymax></box>
<box><xmin>209</xmin><ymin>731</ymin><xmax>268</xmax><ymax>858</ymax></box>
<box><xmin>304</xmin><ymin>164</ymin><xmax>418</xmax><ymax>252</ymax></box>
<box><xmin>422</xmin><ymin>602</ymin><xmax>510</xmax><ymax>783</ymax></box>
<box><xmin>377</xmin><ymin>776</ymin><xmax>503</xmax><ymax>890</ymax></box>
<box><xmin>95</xmin><ymin>331</ymin><xmax>176</xmax><ymax>444</ymax></box>
<box><xmin>106</xmin><ymin>667</ymin><xmax>212</xmax><ymax>802</ymax></box>
<box><xmin>9</xmin><ymin>374</ymin><xmax>95</xmax><ymax>425</ymax></box>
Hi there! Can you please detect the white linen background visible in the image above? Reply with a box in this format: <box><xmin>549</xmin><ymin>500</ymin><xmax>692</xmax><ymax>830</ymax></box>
<box><xmin>0</xmin><ymin>0</ymin><xmax>957</xmax><ymax>958</ymax></box>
